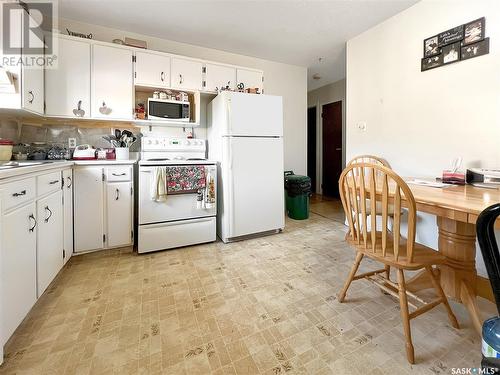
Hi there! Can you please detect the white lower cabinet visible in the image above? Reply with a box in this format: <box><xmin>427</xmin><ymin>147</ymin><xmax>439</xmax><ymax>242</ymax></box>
<box><xmin>1</xmin><ymin>169</ymin><xmax>69</xmax><ymax>353</ymax></box>
<box><xmin>62</xmin><ymin>169</ymin><xmax>73</xmax><ymax>264</ymax></box>
<box><xmin>36</xmin><ymin>190</ymin><xmax>64</xmax><ymax>297</ymax></box>
<box><xmin>74</xmin><ymin>167</ymin><xmax>104</xmax><ymax>252</ymax></box>
<box><xmin>74</xmin><ymin>165</ymin><xmax>134</xmax><ymax>253</ymax></box>
<box><xmin>106</xmin><ymin>182</ymin><xmax>133</xmax><ymax>248</ymax></box>
<box><xmin>1</xmin><ymin>202</ymin><xmax>37</xmax><ymax>343</ymax></box>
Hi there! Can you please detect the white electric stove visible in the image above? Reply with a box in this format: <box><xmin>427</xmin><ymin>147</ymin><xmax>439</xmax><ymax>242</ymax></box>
<box><xmin>137</xmin><ymin>136</ymin><xmax>217</xmax><ymax>253</ymax></box>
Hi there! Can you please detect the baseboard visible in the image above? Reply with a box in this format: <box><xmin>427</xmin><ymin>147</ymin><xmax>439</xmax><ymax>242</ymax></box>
<box><xmin>477</xmin><ymin>275</ymin><xmax>494</xmax><ymax>303</ymax></box>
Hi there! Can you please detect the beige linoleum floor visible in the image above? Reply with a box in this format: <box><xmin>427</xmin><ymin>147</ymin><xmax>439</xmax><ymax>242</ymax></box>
<box><xmin>0</xmin><ymin>198</ymin><xmax>494</xmax><ymax>374</ymax></box>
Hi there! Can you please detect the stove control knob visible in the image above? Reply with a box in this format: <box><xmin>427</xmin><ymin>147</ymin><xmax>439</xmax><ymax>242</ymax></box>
<box><xmin>147</xmin><ymin>139</ymin><xmax>152</xmax><ymax>145</ymax></box>
<box><xmin>185</xmin><ymin>140</ymin><xmax>191</xmax><ymax>146</ymax></box>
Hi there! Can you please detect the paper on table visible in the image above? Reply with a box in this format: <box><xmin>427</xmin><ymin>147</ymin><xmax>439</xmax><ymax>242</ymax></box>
<box><xmin>407</xmin><ymin>179</ymin><xmax>451</xmax><ymax>188</ymax></box>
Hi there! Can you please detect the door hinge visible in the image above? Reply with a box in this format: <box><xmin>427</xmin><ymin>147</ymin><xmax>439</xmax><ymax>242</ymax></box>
<box><xmin>262</xmin><ymin>76</ymin><xmax>264</xmax><ymax>82</ymax></box>
<box><xmin>61</xmin><ymin>177</ymin><xmax>65</xmax><ymax>189</ymax></box>
<box><xmin>131</xmin><ymin>230</ymin><xmax>134</xmax><ymax>240</ymax></box>
<box><xmin>43</xmin><ymin>100</ymin><xmax>46</xmax><ymax>113</ymax></box>
<box><xmin>132</xmin><ymin>55</ymin><xmax>136</xmax><ymax>63</ymax></box>
<box><xmin>63</xmin><ymin>249</ymin><xmax>66</xmax><ymax>259</ymax></box>
<box><xmin>134</xmin><ymin>71</ymin><xmax>137</xmax><ymax>79</ymax></box>
<box><xmin>202</xmin><ymin>66</ymin><xmax>206</xmax><ymax>73</ymax></box>
<box><xmin>102</xmin><ymin>173</ymin><xmax>105</xmax><ymax>182</ymax></box>
<box><xmin>202</xmin><ymin>80</ymin><xmax>206</xmax><ymax>88</ymax></box>
<box><xmin>103</xmin><ymin>234</ymin><xmax>106</xmax><ymax>243</ymax></box>
<box><xmin>131</xmin><ymin>186</ymin><xmax>133</xmax><ymax>195</ymax></box>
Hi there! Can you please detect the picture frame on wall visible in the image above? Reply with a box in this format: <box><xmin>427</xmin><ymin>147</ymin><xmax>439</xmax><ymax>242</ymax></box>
<box><xmin>461</xmin><ymin>37</ymin><xmax>489</xmax><ymax>60</ymax></box>
<box><xmin>442</xmin><ymin>42</ymin><xmax>461</xmax><ymax>64</ymax></box>
<box><xmin>463</xmin><ymin>17</ymin><xmax>485</xmax><ymax>45</ymax></box>
<box><xmin>438</xmin><ymin>25</ymin><xmax>464</xmax><ymax>46</ymax></box>
<box><xmin>423</xmin><ymin>35</ymin><xmax>440</xmax><ymax>57</ymax></box>
<box><xmin>421</xmin><ymin>54</ymin><xmax>442</xmax><ymax>71</ymax></box>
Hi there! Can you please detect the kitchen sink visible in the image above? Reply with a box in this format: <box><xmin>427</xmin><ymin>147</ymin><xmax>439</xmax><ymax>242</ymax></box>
<box><xmin>0</xmin><ymin>161</ymin><xmax>55</xmax><ymax>169</ymax></box>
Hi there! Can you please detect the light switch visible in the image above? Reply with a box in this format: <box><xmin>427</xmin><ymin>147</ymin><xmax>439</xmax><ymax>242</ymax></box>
<box><xmin>357</xmin><ymin>122</ymin><xmax>367</xmax><ymax>131</ymax></box>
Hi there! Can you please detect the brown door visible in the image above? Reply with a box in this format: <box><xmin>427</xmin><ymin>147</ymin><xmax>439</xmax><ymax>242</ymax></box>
<box><xmin>322</xmin><ymin>101</ymin><xmax>342</xmax><ymax>198</ymax></box>
<box><xmin>307</xmin><ymin>107</ymin><xmax>317</xmax><ymax>192</ymax></box>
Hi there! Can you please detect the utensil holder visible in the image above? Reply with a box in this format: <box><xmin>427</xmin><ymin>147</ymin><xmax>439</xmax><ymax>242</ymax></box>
<box><xmin>115</xmin><ymin>147</ymin><xmax>129</xmax><ymax>160</ymax></box>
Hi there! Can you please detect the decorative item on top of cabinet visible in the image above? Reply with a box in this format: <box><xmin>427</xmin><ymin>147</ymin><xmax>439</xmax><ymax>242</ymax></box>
<box><xmin>204</xmin><ymin>63</ymin><xmax>236</xmax><ymax>93</ymax></box>
<box><xmin>91</xmin><ymin>44</ymin><xmax>134</xmax><ymax>119</ymax></box>
<box><xmin>236</xmin><ymin>68</ymin><xmax>264</xmax><ymax>94</ymax></box>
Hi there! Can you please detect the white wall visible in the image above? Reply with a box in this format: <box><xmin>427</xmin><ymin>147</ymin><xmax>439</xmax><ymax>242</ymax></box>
<box><xmin>346</xmin><ymin>0</ymin><xmax>500</xmax><ymax>276</ymax></box>
<box><xmin>307</xmin><ymin>80</ymin><xmax>346</xmax><ymax>193</ymax></box>
<box><xmin>59</xmin><ymin>19</ymin><xmax>308</xmax><ymax>174</ymax></box>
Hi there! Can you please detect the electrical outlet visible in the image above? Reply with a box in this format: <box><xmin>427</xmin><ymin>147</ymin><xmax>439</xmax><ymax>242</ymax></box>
<box><xmin>357</xmin><ymin>122</ymin><xmax>367</xmax><ymax>131</ymax></box>
<box><xmin>68</xmin><ymin>138</ymin><xmax>77</xmax><ymax>148</ymax></box>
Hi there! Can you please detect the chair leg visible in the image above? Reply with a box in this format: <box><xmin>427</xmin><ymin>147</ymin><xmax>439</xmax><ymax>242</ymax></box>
<box><xmin>338</xmin><ymin>252</ymin><xmax>363</xmax><ymax>303</ymax></box>
<box><xmin>397</xmin><ymin>269</ymin><xmax>415</xmax><ymax>364</ymax></box>
<box><xmin>425</xmin><ymin>266</ymin><xmax>460</xmax><ymax>329</ymax></box>
<box><xmin>384</xmin><ymin>265</ymin><xmax>391</xmax><ymax>281</ymax></box>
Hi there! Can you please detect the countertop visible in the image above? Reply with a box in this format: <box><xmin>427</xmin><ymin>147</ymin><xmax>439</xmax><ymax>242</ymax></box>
<box><xmin>0</xmin><ymin>161</ymin><xmax>74</xmax><ymax>180</ymax></box>
<box><xmin>0</xmin><ymin>156</ymin><xmax>138</xmax><ymax>181</ymax></box>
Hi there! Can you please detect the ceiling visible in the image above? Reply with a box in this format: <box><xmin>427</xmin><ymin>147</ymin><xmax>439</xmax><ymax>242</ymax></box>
<box><xmin>59</xmin><ymin>0</ymin><xmax>419</xmax><ymax>91</ymax></box>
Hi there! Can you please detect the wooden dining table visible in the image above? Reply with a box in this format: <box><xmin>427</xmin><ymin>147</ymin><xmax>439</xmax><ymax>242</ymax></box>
<box><xmin>401</xmin><ymin>181</ymin><xmax>500</xmax><ymax>334</ymax></box>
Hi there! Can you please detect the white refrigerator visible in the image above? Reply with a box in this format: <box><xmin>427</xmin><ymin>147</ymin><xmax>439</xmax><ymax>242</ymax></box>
<box><xmin>207</xmin><ymin>91</ymin><xmax>285</xmax><ymax>243</ymax></box>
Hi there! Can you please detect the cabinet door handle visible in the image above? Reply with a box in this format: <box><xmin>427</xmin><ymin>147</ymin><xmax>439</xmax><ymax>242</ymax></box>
<box><xmin>29</xmin><ymin>214</ymin><xmax>37</xmax><ymax>232</ymax></box>
<box><xmin>28</xmin><ymin>90</ymin><xmax>34</xmax><ymax>104</ymax></box>
<box><xmin>115</xmin><ymin>188</ymin><xmax>120</xmax><ymax>201</ymax></box>
<box><xmin>66</xmin><ymin>176</ymin><xmax>72</xmax><ymax>188</ymax></box>
<box><xmin>49</xmin><ymin>180</ymin><xmax>59</xmax><ymax>185</ymax></box>
<box><xmin>73</xmin><ymin>100</ymin><xmax>85</xmax><ymax>117</ymax></box>
<box><xmin>99</xmin><ymin>101</ymin><xmax>111</xmax><ymax>115</ymax></box>
<box><xmin>160</xmin><ymin>71</ymin><xmax>165</xmax><ymax>82</ymax></box>
<box><xmin>13</xmin><ymin>190</ymin><xmax>27</xmax><ymax>197</ymax></box>
<box><xmin>44</xmin><ymin>206</ymin><xmax>53</xmax><ymax>223</ymax></box>
<box><xmin>112</xmin><ymin>172</ymin><xmax>126</xmax><ymax>176</ymax></box>
<box><xmin>179</xmin><ymin>74</ymin><xmax>183</xmax><ymax>84</ymax></box>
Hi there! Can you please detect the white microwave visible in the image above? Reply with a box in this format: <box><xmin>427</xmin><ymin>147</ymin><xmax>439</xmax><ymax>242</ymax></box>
<box><xmin>148</xmin><ymin>98</ymin><xmax>190</xmax><ymax>122</ymax></box>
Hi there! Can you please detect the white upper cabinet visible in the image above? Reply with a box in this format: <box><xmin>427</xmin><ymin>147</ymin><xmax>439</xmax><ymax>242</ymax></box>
<box><xmin>236</xmin><ymin>68</ymin><xmax>264</xmax><ymax>93</ymax></box>
<box><xmin>21</xmin><ymin>12</ymin><xmax>44</xmax><ymax>115</ymax></box>
<box><xmin>45</xmin><ymin>37</ymin><xmax>91</xmax><ymax>117</ymax></box>
<box><xmin>135</xmin><ymin>51</ymin><xmax>171</xmax><ymax>88</ymax></box>
<box><xmin>204</xmin><ymin>63</ymin><xmax>236</xmax><ymax>92</ymax></box>
<box><xmin>92</xmin><ymin>44</ymin><xmax>133</xmax><ymax>119</ymax></box>
<box><xmin>171</xmin><ymin>58</ymin><xmax>203</xmax><ymax>91</ymax></box>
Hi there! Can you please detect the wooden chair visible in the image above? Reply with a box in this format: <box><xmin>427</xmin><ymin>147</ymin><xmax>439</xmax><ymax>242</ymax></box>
<box><xmin>347</xmin><ymin>154</ymin><xmax>390</xmax><ymax>168</ymax></box>
<box><xmin>337</xmin><ymin>163</ymin><xmax>459</xmax><ymax>364</ymax></box>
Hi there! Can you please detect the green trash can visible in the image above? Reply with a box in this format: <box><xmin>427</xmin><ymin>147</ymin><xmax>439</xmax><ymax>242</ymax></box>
<box><xmin>284</xmin><ymin>171</ymin><xmax>311</xmax><ymax>220</ymax></box>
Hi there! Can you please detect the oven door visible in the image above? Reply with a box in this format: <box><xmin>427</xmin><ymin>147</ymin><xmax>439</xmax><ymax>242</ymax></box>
<box><xmin>139</xmin><ymin>165</ymin><xmax>216</xmax><ymax>224</ymax></box>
